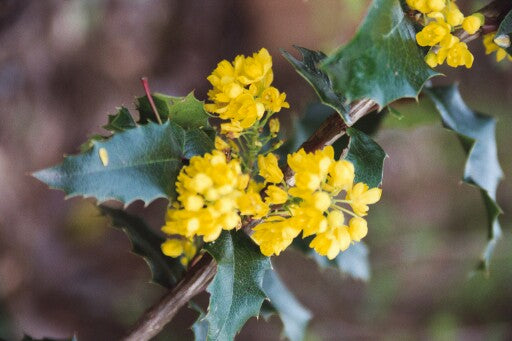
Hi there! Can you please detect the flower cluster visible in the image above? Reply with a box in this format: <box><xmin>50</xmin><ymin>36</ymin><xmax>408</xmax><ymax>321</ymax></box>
<box><xmin>483</xmin><ymin>32</ymin><xmax>512</xmax><ymax>63</ymax></box>
<box><xmin>161</xmin><ymin>49</ymin><xmax>382</xmax><ymax>264</ymax></box>
<box><xmin>161</xmin><ymin>150</ymin><xmax>249</xmax><ymax>262</ymax></box>
<box><xmin>204</xmin><ymin>48</ymin><xmax>289</xmax><ymax>137</ymax></box>
<box><xmin>407</xmin><ymin>0</ymin><xmax>484</xmax><ymax>68</ymax></box>
<box><xmin>252</xmin><ymin>146</ymin><xmax>382</xmax><ymax>260</ymax></box>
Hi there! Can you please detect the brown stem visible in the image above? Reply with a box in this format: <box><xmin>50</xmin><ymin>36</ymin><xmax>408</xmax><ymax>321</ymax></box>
<box><xmin>124</xmin><ymin>2</ymin><xmax>511</xmax><ymax>339</ymax></box>
<box><xmin>123</xmin><ymin>253</ymin><xmax>216</xmax><ymax>341</ymax></box>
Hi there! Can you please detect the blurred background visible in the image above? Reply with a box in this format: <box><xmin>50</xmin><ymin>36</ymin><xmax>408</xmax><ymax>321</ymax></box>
<box><xmin>0</xmin><ymin>0</ymin><xmax>511</xmax><ymax>340</ymax></box>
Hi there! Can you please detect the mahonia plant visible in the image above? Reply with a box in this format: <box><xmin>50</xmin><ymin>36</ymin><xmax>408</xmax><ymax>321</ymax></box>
<box><xmin>33</xmin><ymin>0</ymin><xmax>509</xmax><ymax>340</ymax></box>
<box><xmin>161</xmin><ymin>49</ymin><xmax>381</xmax><ymax>265</ymax></box>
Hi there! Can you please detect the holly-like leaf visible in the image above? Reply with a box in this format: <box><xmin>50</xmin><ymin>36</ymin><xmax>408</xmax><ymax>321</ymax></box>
<box><xmin>261</xmin><ymin>268</ymin><xmax>311</xmax><ymax>341</ymax></box>
<box><xmin>103</xmin><ymin>107</ymin><xmax>137</xmax><ymax>132</ymax></box>
<box><xmin>99</xmin><ymin>205</ymin><xmax>184</xmax><ymax>288</ymax></box>
<box><xmin>496</xmin><ymin>9</ymin><xmax>512</xmax><ymax>55</ymax></box>
<box><xmin>190</xmin><ymin>301</ymin><xmax>209</xmax><ymax>341</ymax></box>
<box><xmin>282</xmin><ymin>46</ymin><xmax>351</xmax><ymax>124</ymax></box>
<box><xmin>33</xmin><ymin>120</ymin><xmax>214</xmax><ymax>206</ymax></box>
<box><xmin>321</xmin><ymin>0</ymin><xmax>439</xmax><ymax>108</ymax></box>
<box><xmin>137</xmin><ymin>92</ymin><xmax>210</xmax><ymax>129</ymax></box>
<box><xmin>204</xmin><ymin>231</ymin><xmax>271</xmax><ymax>341</ymax></box>
<box><xmin>425</xmin><ymin>85</ymin><xmax>503</xmax><ymax>271</ymax></box>
<box><xmin>345</xmin><ymin>127</ymin><xmax>386</xmax><ymax>188</ymax></box>
<box><xmin>294</xmin><ymin>238</ymin><xmax>371</xmax><ymax>281</ymax></box>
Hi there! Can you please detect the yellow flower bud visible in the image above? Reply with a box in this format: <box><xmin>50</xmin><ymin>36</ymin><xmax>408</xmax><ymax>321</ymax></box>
<box><xmin>348</xmin><ymin>217</ymin><xmax>368</xmax><ymax>241</ymax></box>
<box><xmin>258</xmin><ymin>153</ymin><xmax>284</xmax><ymax>184</ymax></box>
<box><xmin>269</xmin><ymin>118</ymin><xmax>280</xmax><ymax>135</ymax></box>
<box><xmin>265</xmin><ymin>185</ymin><xmax>288</xmax><ymax>205</ymax></box>
<box><xmin>462</xmin><ymin>14</ymin><xmax>483</xmax><ymax>35</ymax></box>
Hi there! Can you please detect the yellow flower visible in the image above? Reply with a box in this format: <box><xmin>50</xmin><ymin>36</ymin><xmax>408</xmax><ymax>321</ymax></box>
<box><xmin>269</xmin><ymin>118</ymin><xmax>280</xmax><ymax>136</ymax></box>
<box><xmin>161</xmin><ymin>238</ymin><xmax>197</xmax><ymax>266</ymax></box>
<box><xmin>327</xmin><ymin>159</ymin><xmax>355</xmax><ymax>192</ymax></box>
<box><xmin>258</xmin><ymin>153</ymin><xmax>284</xmax><ymax>184</ymax></box>
<box><xmin>220</xmin><ymin>120</ymin><xmax>243</xmax><ymax>138</ymax></box>
<box><xmin>483</xmin><ymin>32</ymin><xmax>512</xmax><ymax>62</ymax></box>
<box><xmin>407</xmin><ymin>0</ymin><xmax>446</xmax><ymax>13</ymax></box>
<box><xmin>215</xmin><ymin>136</ymin><xmax>230</xmax><ymax>151</ymax></box>
<box><xmin>425</xmin><ymin>51</ymin><xmax>439</xmax><ymax>68</ymax></box>
<box><xmin>346</xmin><ymin>183</ymin><xmax>382</xmax><ymax>216</ymax></box>
<box><xmin>265</xmin><ymin>185</ymin><xmax>288</xmax><ymax>205</ymax></box>
<box><xmin>462</xmin><ymin>14</ymin><xmax>484</xmax><ymax>35</ymax></box>
<box><xmin>162</xmin><ymin>151</ymin><xmax>248</xmax><ymax>242</ymax></box>
<box><xmin>237</xmin><ymin>48</ymin><xmax>273</xmax><ymax>85</ymax></box>
<box><xmin>251</xmin><ymin>216</ymin><xmax>301</xmax><ymax>256</ymax></box>
<box><xmin>445</xmin><ymin>42</ymin><xmax>474</xmax><ymax>68</ymax></box>
<box><xmin>223</xmin><ymin>93</ymin><xmax>265</xmax><ymax>129</ymax></box>
<box><xmin>443</xmin><ymin>2</ymin><xmax>464</xmax><ymax>26</ymax></box>
<box><xmin>238</xmin><ymin>191</ymin><xmax>269</xmax><ymax>219</ymax></box>
<box><xmin>260</xmin><ymin>87</ymin><xmax>290</xmax><ymax>113</ymax></box>
<box><xmin>309</xmin><ymin>226</ymin><xmax>351</xmax><ymax>260</ymax></box>
<box><xmin>348</xmin><ymin>217</ymin><xmax>368</xmax><ymax>242</ymax></box>
<box><xmin>416</xmin><ymin>20</ymin><xmax>451</xmax><ymax>47</ymax></box>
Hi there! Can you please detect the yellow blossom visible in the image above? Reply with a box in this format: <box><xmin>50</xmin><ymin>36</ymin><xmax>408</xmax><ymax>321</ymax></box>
<box><xmin>425</xmin><ymin>51</ymin><xmax>439</xmax><ymax>68</ymax></box>
<box><xmin>445</xmin><ymin>42</ymin><xmax>474</xmax><ymax>68</ymax></box>
<box><xmin>215</xmin><ymin>136</ymin><xmax>230</xmax><ymax>151</ymax></box>
<box><xmin>483</xmin><ymin>32</ymin><xmax>512</xmax><ymax>62</ymax></box>
<box><xmin>258</xmin><ymin>153</ymin><xmax>284</xmax><ymax>184</ymax></box>
<box><xmin>416</xmin><ymin>20</ymin><xmax>451</xmax><ymax>47</ymax></box>
<box><xmin>269</xmin><ymin>118</ymin><xmax>280</xmax><ymax>136</ymax></box>
<box><xmin>260</xmin><ymin>87</ymin><xmax>290</xmax><ymax>113</ymax></box>
<box><xmin>162</xmin><ymin>150</ymin><xmax>248</xmax><ymax>242</ymax></box>
<box><xmin>238</xmin><ymin>191</ymin><xmax>269</xmax><ymax>219</ymax></box>
<box><xmin>309</xmin><ymin>226</ymin><xmax>351</xmax><ymax>260</ymax></box>
<box><xmin>443</xmin><ymin>2</ymin><xmax>464</xmax><ymax>26</ymax></box>
<box><xmin>237</xmin><ymin>48</ymin><xmax>273</xmax><ymax>85</ymax></box>
<box><xmin>265</xmin><ymin>185</ymin><xmax>288</xmax><ymax>205</ymax></box>
<box><xmin>462</xmin><ymin>14</ymin><xmax>484</xmax><ymax>35</ymax></box>
<box><xmin>346</xmin><ymin>183</ymin><xmax>382</xmax><ymax>216</ymax></box>
<box><xmin>161</xmin><ymin>238</ymin><xmax>197</xmax><ymax>266</ymax></box>
<box><xmin>348</xmin><ymin>217</ymin><xmax>368</xmax><ymax>242</ymax></box>
<box><xmin>251</xmin><ymin>216</ymin><xmax>301</xmax><ymax>256</ymax></box>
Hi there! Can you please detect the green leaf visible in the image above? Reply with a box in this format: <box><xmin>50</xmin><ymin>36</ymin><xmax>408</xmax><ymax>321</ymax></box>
<box><xmin>204</xmin><ymin>231</ymin><xmax>271</xmax><ymax>341</ymax></box>
<box><xmin>294</xmin><ymin>237</ymin><xmax>371</xmax><ymax>281</ymax></box>
<box><xmin>345</xmin><ymin>127</ymin><xmax>386</xmax><ymax>188</ymax></box>
<box><xmin>281</xmin><ymin>46</ymin><xmax>351</xmax><ymax>124</ymax></box>
<box><xmin>496</xmin><ymin>9</ymin><xmax>512</xmax><ymax>55</ymax></box>
<box><xmin>189</xmin><ymin>301</ymin><xmax>209</xmax><ymax>341</ymax></box>
<box><xmin>424</xmin><ymin>85</ymin><xmax>503</xmax><ymax>271</ymax></box>
<box><xmin>33</xmin><ymin>120</ymin><xmax>214</xmax><ymax>206</ymax></box>
<box><xmin>261</xmin><ymin>268</ymin><xmax>311</xmax><ymax>341</ymax></box>
<box><xmin>103</xmin><ymin>107</ymin><xmax>137</xmax><ymax>132</ymax></box>
<box><xmin>321</xmin><ymin>0</ymin><xmax>440</xmax><ymax>108</ymax></box>
<box><xmin>137</xmin><ymin>92</ymin><xmax>210</xmax><ymax>129</ymax></box>
<box><xmin>99</xmin><ymin>205</ymin><xmax>184</xmax><ymax>288</ymax></box>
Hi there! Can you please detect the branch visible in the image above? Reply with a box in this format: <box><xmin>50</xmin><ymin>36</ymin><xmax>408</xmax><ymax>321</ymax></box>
<box><xmin>123</xmin><ymin>1</ymin><xmax>511</xmax><ymax>339</ymax></box>
<box><xmin>123</xmin><ymin>253</ymin><xmax>216</xmax><ymax>341</ymax></box>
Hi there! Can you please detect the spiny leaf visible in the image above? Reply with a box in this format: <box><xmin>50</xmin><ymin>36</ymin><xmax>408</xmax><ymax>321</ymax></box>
<box><xmin>261</xmin><ymin>268</ymin><xmax>311</xmax><ymax>341</ymax></box>
<box><xmin>99</xmin><ymin>205</ymin><xmax>184</xmax><ymax>288</ymax></box>
<box><xmin>33</xmin><ymin>120</ymin><xmax>214</xmax><ymax>206</ymax></box>
<box><xmin>322</xmin><ymin>0</ymin><xmax>440</xmax><ymax>108</ymax></box>
<box><xmin>281</xmin><ymin>46</ymin><xmax>351</xmax><ymax>124</ymax></box>
<box><xmin>346</xmin><ymin>127</ymin><xmax>387</xmax><ymax>188</ymax></box>
<box><xmin>425</xmin><ymin>85</ymin><xmax>503</xmax><ymax>271</ymax></box>
<box><xmin>204</xmin><ymin>231</ymin><xmax>271</xmax><ymax>341</ymax></box>
<box><xmin>293</xmin><ymin>238</ymin><xmax>371</xmax><ymax>281</ymax></box>
<box><xmin>496</xmin><ymin>9</ymin><xmax>512</xmax><ymax>55</ymax></box>
<box><xmin>137</xmin><ymin>92</ymin><xmax>210</xmax><ymax>129</ymax></box>
<box><xmin>189</xmin><ymin>301</ymin><xmax>209</xmax><ymax>341</ymax></box>
<box><xmin>103</xmin><ymin>107</ymin><xmax>137</xmax><ymax>132</ymax></box>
